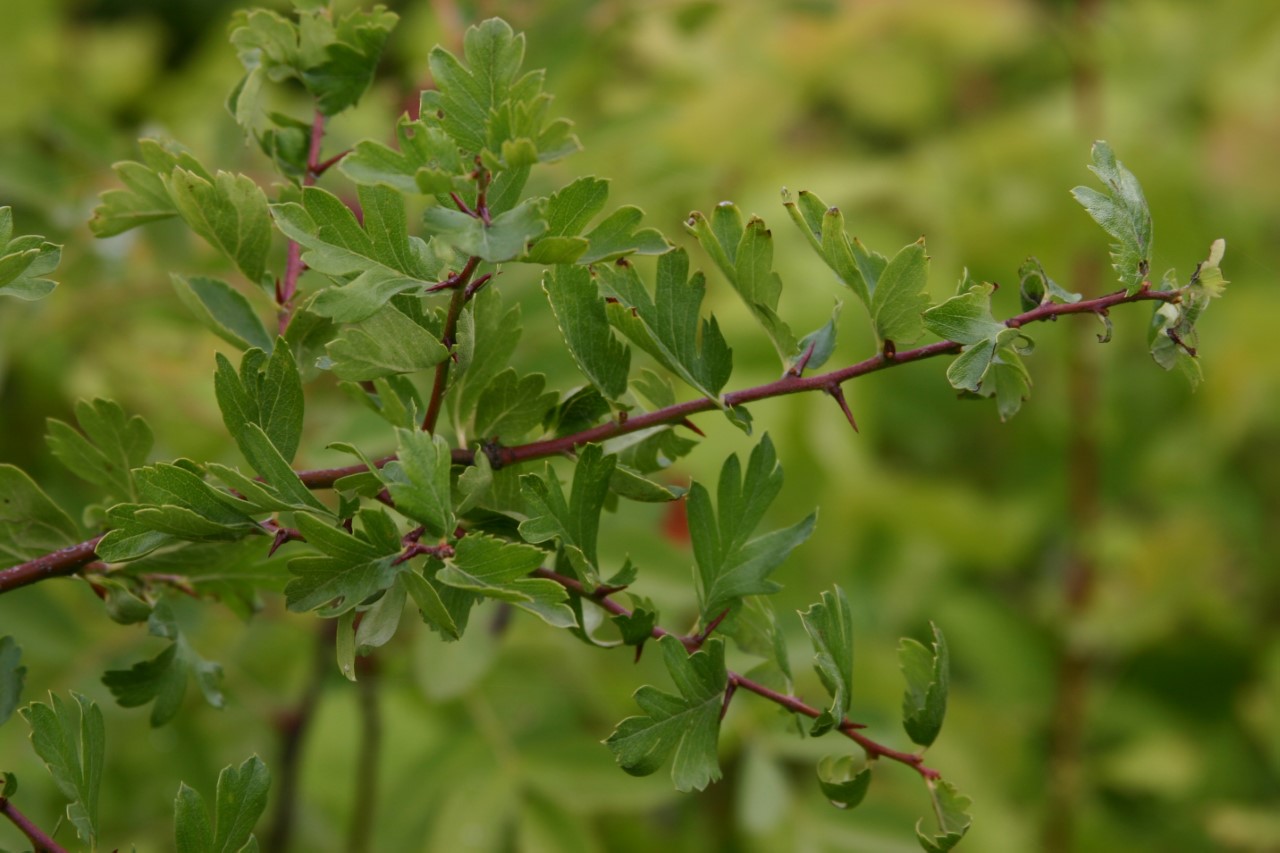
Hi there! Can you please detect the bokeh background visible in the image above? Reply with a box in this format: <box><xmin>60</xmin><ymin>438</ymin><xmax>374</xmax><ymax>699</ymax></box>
<box><xmin>2</xmin><ymin>1</ymin><xmax>1278</xmax><ymax>851</ymax></box>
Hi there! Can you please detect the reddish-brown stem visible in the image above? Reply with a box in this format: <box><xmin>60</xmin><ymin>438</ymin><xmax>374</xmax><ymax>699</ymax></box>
<box><xmin>0</xmin><ymin>796</ymin><xmax>66</xmax><ymax>853</ymax></box>
<box><xmin>530</xmin><ymin>568</ymin><xmax>939</xmax><ymax>779</ymax></box>
<box><xmin>421</xmin><ymin>264</ymin><xmax>478</xmax><ymax>432</ymax></box>
<box><xmin>0</xmin><ymin>286</ymin><xmax>1182</xmax><ymax>596</ymax></box>
<box><xmin>277</xmin><ymin>110</ymin><xmax>330</xmax><ymax>335</ymax></box>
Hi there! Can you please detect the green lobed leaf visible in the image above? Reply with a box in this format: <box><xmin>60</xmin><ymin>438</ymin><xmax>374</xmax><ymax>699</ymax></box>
<box><xmin>542</xmin><ymin>264</ymin><xmax>631</xmax><ymax>402</ymax></box>
<box><xmin>816</xmin><ymin>755</ymin><xmax>872</xmax><ymax>810</ymax></box>
<box><xmin>447</xmin><ymin>286</ymin><xmax>522</xmax><ymax>439</ymax></box>
<box><xmin>599</xmin><ymin>249</ymin><xmax>733</xmax><ymax>401</ymax></box>
<box><xmin>437</xmin><ymin>532</ymin><xmax>574</xmax><ymax>627</ymax></box>
<box><xmin>213</xmin><ymin>343</ymin><xmax>306</xmax><ymax>465</ymax></box>
<box><xmin>173</xmin><ymin>275</ymin><xmax>274</xmax><ymax>352</ymax></box>
<box><xmin>45</xmin><ymin>397</ymin><xmax>153</xmax><ymax>503</ymax></box>
<box><xmin>0</xmin><ymin>208</ymin><xmax>62</xmax><ymax>301</ymax></box>
<box><xmin>211</xmin><ymin>755</ymin><xmax>271</xmax><ymax>853</ymax></box>
<box><xmin>899</xmin><ymin>622</ymin><xmax>950</xmax><ymax>748</ymax></box>
<box><xmin>782</xmin><ymin>189</ymin><xmax>876</xmax><ymax>311</ymax></box>
<box><xmin>386</xmin><ymin>429</ymin><xmax>455</xmax><ymax>537</ymax></box>
<box><xmin>324</xmin><ymin>302</ymin><xmax>450</xmax><ymax>380</ymax></box>
<box><xmin>102</xmin><ymin>643</ymin><xmax>189</xmax><ymax>726</ymax></box>
<box><xmin>687</xmin><ymin>436</ymin><xmax>817</xmax><ymax>620</ymax></box>
<box><xmin>301</xmin><ymin>7</ymin><xmax>397</xmax><ymax>115</ymax></box>
<box><xmin>175</xmin><ymin>783</ymin><xmax>214</xmax><ymax>853</ymax></box>
<box><xmin>518</xmin><ymin>444</ymin><xmax>616</xmax><ymax>585</ymax></box>
<box><xmin>926</xmin><ymin>282</ymin><xmax>1034</xmax><ymax>420</ymax></box>
<box><xmin>916</xmin><ymin>780</ymin><xmax>973</xmax><ymax>853</ymax></box>
<box><xmin>686</xmin><ymin>205</ymin><xmax>797</xmax><ymax>362</ymax></box>
<box><xmin>272</xmin><ymin>185</ymin><xmax>443</xmax><ymax>323</ymax></box>
<box><xmin>355</xmin><ymin>580</ymin><xmax>407</xmax><ymax>655</ymax></box>
<box><xmin>285</xmin><ymin>512</ymin><xmax>404</xmax><ymax>616</ymax></box>
<box><xmin>20</xmin><ymin>692</ymin><xmax>104</xmax><ymax>846</ymax></box>
<box><xmin>340</xmin><ymin>117</ymin><xmax>466</xmax><ymax>195</ymax></box>
<box><xmin>800</xmin><ymin>586</ymin><xmax>855</xmax><ymax>736</ymax></box>
<box><xmin>422</xmin><ymin>197</ymin><xmax>548</xmax><ymax>263</ymax></box>
<box><xmin>604</xmin><ymin>635</ymin><xmax>728</xmax><ymax>792</ymax></box>
<box><xmin>1070</xmin><ymin>141</ymin><xmax>1153</xmax><ymax>294</ymax></box>
<box><xmin>0</xmin><ymin>464</ymin><xmax>80</xmax><ymax>568</ymax></box>
<box><xmin>167</xmin><ymin>169</ymin><xmax>273</xmax><ymax>285</ymax></box>
<box><xmin>1</xmin><ymin>636</ymin><xmax>25</xmax><ymax>726</ymax></box>
<box><xmin>473</xmin><ymin>369</ymin><xmax>557</xmax><ymax>443</ymax></box>
<box><xmin>401</xmin><ymin>567</ymin><xmax>465</xmax><ymax>641</ymax></box>
<box><xmin>870</xmin><ymin>238</ymin><xmax>930</xmax><ymax>346</ymax></box>
<box><xmin>419</xmin><ymin>17</ymin><xmax>579</xmax><ymax>170</ymax></box>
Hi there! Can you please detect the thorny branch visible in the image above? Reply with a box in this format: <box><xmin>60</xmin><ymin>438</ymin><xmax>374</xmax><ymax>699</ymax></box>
<box><xmin>530</xmin><ymin>568</ymin><xmax>940</xmax><ymax>780</ymax></box>
<box><xmin>0</xmin><ymin>284</ymin><xmax>1181</xmax><ymax>595</ymax></box>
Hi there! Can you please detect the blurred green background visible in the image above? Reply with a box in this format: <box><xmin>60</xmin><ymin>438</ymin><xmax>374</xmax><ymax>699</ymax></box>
<box><xmin>2</xmin><ymin>1</ymin><xmax>1279</xmax><ymax>851</ymax></box>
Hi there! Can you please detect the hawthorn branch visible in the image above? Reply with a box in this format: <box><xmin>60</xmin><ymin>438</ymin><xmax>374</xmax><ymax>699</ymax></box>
<box><xmin>531</xmin><ymin>568</ymin><xmax>940</xmax><ymax>779</ymax></box>
<box><xmin>0</xmin><ymin>286</ymin><xmax>1181</xmax><ymax>596</ymax></box>
<box><xmin>0</xmin><ymin>795</ymin><xmax>66</xmax><ymax>853</ymax></box>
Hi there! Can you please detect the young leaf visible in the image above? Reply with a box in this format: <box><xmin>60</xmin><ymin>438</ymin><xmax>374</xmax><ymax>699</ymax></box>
<box><xmin>1</xmin><ymin>636</ymin><xmax>25</xmax><ymax>726</ymax></box>
<box><xmin>0</xmin><ymin>464</ymin><xmax>80</xmax><ymax>568</ymax></box>
<box><xmin>816</xmin><ymin>755</ymin><xmax>872</xmax><ymax>810</ymax></box>
<box><xmin>419</xmin><ymin>18</ymin><xmax>579</xmax><ymax>167</ymax></box>
<box><xmin>1070</xmin><ymin>141</ymin><xmax>1152</xmax><ymax>294</ymax></box>
<box><xmin>899</xmin><ymin>622</ymin><xmax>949</xmax><ymax>748</ymax></box>
<box><xmin>1148</xmin><ymin>239</ymin><xmax>1227</xmax><ymax>388</ymax></box>
<box><xmin>916</xmin><ymin>780</ymin><xmax>972</xmax><ymax>853</ymax></box>
<box><xmin>173</xmin><ymin>275</ymin><xmax>274</xmax><ymax>352</ymax></box>
<box><xmin>0</xmin><ymin>208</ymin><xmax>61</xmax><ymax>301</ymax></box>
<box><xmin>687</xmin><ymin>436</ymin><xmax>816</xmax><ymax>621</ymax></box>
<box><xmin>20</xmin><ymin>692</ymin><xmax>104</xmax><ymax>847</ymax></box>
<box><xmin>800</xmin><ymin>586</ymin><xmax>854</xmax><ymax>736</ymax></box>
<box><xmin>271</xmin><ymin>185</ymin><xmax>443</xmax><ymax>323</ymax></box>
<box><xmin>924</xmin><ymin>282</ymin><xmax>1033</xmax><ymax>420</ymax></box>
<box><xmin>1017</xmin><ymin>258</ymin><xmax>1081</xmax><ymax>311</ymax></box>
<box><xmin>870</xmin><ymin>238</ymin><xmax>930</xmax><ymax>346</ymax></box>
<box><xmin>599</xmin><ymin>249</ymin><xmax>733</xmax><ymax>401</ymax></box>
<box><xmin>604</xmin><ymin>635</ymin><xmax>728</xmax><ymax>792</ymax></box>
<box><xmin>45</xmin><ymin>398</ymin><xmax>154</xmax><ymax>504</ymax></box>
<box><xmin>324</xmin><ymin>302</ymin><xmax>450</xmax><ymax>381</ymax></box>
<box><xmin>437</xmin><ymin>533</ymin><xmax>574</xmax><ymax>628</ymax></box>
<box><xmin>300</xmin><ymin>7</ymin><xmax>398</xmax><ymax>116</ymax></box>
<box><xmin>542</xmin><ymin>264</ymin><xmax>631</xmax><ymax>403</ymax></box>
